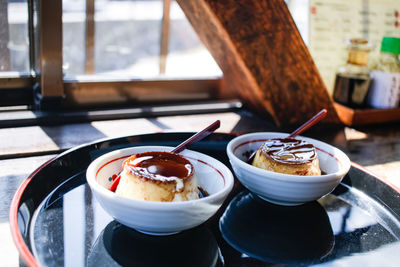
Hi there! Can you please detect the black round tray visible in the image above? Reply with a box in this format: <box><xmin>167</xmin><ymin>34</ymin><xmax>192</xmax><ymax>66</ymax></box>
<box><xmin>10</xmin><ymin>133</ymin><xmax>400</xmax><ymax>266</ymax></box>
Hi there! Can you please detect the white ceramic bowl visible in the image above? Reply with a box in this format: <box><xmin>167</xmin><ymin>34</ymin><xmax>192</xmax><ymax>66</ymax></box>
<box><xmin>226</xmin><ymin>132</ymin><xmax>351</xmax><ymax>206</ymax></box>
<box><xmin>86</xmin><ymin>146</ymin><xmax>234</xmax><ymax>235</ymax></box>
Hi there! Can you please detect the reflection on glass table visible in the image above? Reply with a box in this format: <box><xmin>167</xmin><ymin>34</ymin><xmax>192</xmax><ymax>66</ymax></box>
<box><xmin>28</xmin><ymin>163</ymin><xmax>400</xmax><ymax>266</ymax></box>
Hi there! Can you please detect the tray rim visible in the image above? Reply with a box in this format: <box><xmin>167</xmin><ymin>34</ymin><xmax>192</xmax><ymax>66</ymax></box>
<box><xmin>334</xmin><ymin>102</ymin><xmax>400</xmax><ymax>126</ymax></box>
<box><xmin>9</xmin><ymin>132</ymin><xmax>400</xmax><ymax>267</ymax></box>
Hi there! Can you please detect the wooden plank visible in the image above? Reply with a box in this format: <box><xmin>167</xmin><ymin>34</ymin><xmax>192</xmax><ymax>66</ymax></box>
<box><xmin>335</xmin><ymin>103</ymin><xmax>400</xmax><ymax>126</ymax></box>
<box><xmin>0</xmin><ymin>100</ymin><xmax>242</xmax><ymax>128</ymax></box>
<box><xmin>0</xmin><ymin>126</ymin><xmax>60</xmax><ymax>158</ymax></box>
<box><xmin>0</xmin><ymin>111</ymin><xmax>272</xmax><ymax>158</ymax></box>
<box><xmin>176</xmin><ymin>0</ymin><xmax>340</xmax><ymax>127</ymax></box>
<box><xmin>63</xmin><ymin>78</ymin><xmax>224</xmax><ymax>107</ymax></box>
<box><xmin>334</xmin><ymin>103</ymin><xmax>355</xmax><ymax>126</ymax></box>
<box><xmin>0</xmin><ymin>76</ymin><xmax>34</xmax><ymax>88</ymax></box>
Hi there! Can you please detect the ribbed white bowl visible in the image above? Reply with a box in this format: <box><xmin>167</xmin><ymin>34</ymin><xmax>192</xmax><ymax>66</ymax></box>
<box><xmin>87</xmin><ymin>146</ymin><xmax>234</xmax><ymax>235</ymax></box>
<box><xmin>226</xmin><ymin>132</ymin><xmax>351</xmax><ymax>206</ymax></box>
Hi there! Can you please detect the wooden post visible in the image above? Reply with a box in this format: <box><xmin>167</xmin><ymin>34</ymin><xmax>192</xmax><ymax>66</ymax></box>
<box><xmin>176</xmin><ymin>0</ymin><xmax>340</xmax><ymax>127</ymax></box>
<box><xmin>37</xmin><ymin>0</ymin><xmax>63</xmax><ymax>98</ymax></box>
<box><xmin>85</xmin><ymin>0</ymin><xmax>95</xmax><ymax>74</ymax></box>
<box><xmin>160</xmin><ymin>0</ymin><xmax>172</xmax><ymax>74</ymax></box>
<box><xmin>30</xmin><ymin>0</ymin><xmax>64</xmax><ymax>109</ymax></box>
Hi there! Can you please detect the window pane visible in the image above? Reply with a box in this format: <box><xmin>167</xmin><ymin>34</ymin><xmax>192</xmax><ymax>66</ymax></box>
<box><xmin>63</xmin><ymin>0</ymin><xmax>86</xmax><ymax>76</ymax></box>
<box><xmin>0</xmin><ymin>0</ymin><xmax>29</xmax><ymax>74</ymax></box>
<box><xmin>62</xmin><ymin>0</ymin><xmax>221</xmax><ymax>79</ymax></box>
<box><xmin>94</xmin><ymin>0</ymin><xmax>162</xmax><ymax>77</ymax></box>
<box><xmin>165</xmin><ymin>1</ymin><xmax>222</xmax><ymax>77</ymax></box>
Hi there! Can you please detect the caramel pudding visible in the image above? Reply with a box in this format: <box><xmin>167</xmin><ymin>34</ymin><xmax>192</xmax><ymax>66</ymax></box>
<box><xmin>252</xmin><ymin>138</ymin><xmax>321</xmax><ymax>176</ymax></box>
<box><xmin>115</xmin><ymin>151</ymin><xmax>199</xmax><ymax>201</ymax></box>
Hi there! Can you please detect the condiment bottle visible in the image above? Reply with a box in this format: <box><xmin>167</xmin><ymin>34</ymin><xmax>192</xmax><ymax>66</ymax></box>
<box><xmin>332</xmin><ymin>38</ymin><xmax>373</xmax><ymax>108</ymax></box>
<box><xmin>367</xmin><ymin>37</ymin><xmax>400</xmax><ymax>109</ymax></box>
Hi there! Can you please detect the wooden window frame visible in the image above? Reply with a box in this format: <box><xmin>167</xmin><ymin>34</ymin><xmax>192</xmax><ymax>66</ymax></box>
<box><xmin>0</xmin><ymin>0</ymin><xmax>230</xmax><ymax>110</ymax></box>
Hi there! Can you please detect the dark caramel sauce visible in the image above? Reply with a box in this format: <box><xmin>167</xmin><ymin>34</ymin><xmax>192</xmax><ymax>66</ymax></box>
<box><xmin>124</xmin><ymin>151</ymin><xmax>193</xmax><ymax>182</ymax></box>
<box><xmin>261</xmin><ymin>138</ymin><xmax>317</xmax><ymax>165</ymax></box>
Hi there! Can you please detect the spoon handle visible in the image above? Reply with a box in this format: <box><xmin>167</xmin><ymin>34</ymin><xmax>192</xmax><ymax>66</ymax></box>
<box><xmin>288</xmin><ymin>109</ymin><xmax>327</xmax><ymax>138</ymax></box>
<box><xmin>171</xmin><ymin>120</ymin><xmax>221</xmax><ymax>153</ymax></box>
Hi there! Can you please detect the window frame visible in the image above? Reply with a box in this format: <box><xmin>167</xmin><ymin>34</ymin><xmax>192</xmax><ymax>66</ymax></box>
<box><xmin>0</xmin><ymin>0</ymin><xmax>228</xmax><ymax>110</ymax></box>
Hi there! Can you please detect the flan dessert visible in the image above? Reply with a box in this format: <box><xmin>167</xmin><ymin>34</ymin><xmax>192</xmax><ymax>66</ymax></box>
<box><xmin>115</xmin><ymin>151</ymin><xmax>199</xmax><ymax>202</ymax></box>
<box><xmin>252</xmin><ymin>138</ymin><xmax>321</xmax><ymax>176</ymax></box>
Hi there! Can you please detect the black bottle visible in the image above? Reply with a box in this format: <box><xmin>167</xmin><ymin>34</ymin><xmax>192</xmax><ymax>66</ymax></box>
<box><xmin>333</xmin><ymin>39</ymin><xmax>372</xmax><ymax>108</ymax></box>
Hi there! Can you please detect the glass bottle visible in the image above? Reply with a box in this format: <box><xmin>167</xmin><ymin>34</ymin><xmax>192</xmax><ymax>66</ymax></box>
<box><xmin>333</xmin><ymin>38</ymin><xmax>373</xmax><ymax>108</ymax></box>
<box><xmin>368</xmin><ymin>37</ymin><xmax>400</xmax><ymax>109</ymax></box>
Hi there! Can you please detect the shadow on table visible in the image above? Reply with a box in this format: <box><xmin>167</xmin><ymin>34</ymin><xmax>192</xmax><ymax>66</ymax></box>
<box><xmin>88</xmin><ymin>221</ymin><xmax>222</xmax><ymax>267</ymax></box>
<box><xmin>219</xmin><ymin>191</ymin><xmax>334</xmax><ymax>265</ymax></box>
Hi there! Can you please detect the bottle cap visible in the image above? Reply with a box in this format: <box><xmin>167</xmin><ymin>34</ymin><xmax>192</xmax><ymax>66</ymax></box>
<box><xmin>380</xmin><ymin>37</ymin><xmax>400</xmax><ymax>54</ymax></box>
<box><xmin>346</xmin><ymin>39</ymin><xmax>371</xmax><ymax>66</ymax></box>
<box><xmin>346</xmin><ymin>38</ymin><xmax>372</xmax><ymax>51</ymax></box>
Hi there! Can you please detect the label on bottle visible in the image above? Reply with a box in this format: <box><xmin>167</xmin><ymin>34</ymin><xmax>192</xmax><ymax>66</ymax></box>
<box><xmin>368</xmin><ymin>70</ymin><xmax>400</xmax><ymax>109</ymax></box>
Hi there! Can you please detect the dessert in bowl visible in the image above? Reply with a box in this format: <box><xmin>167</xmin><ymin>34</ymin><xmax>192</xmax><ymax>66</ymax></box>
<box><xmin>226</xmin><ymin>132</ymin><xmax>351</xmax><ymax>206</ymax></box>
<box><xmin>86</xmin><ymin>146</ymin><xmax>234</xmax><ymax>235</ymax></box>
<box><xmin>252</xmin><ymin>137</ymin><xmax>322</xmax><ymax>176</ymax></box>
<box><xmin>115</xmin><ymin>151</ymin><xmax>199</xmax><ymax>202</ymax></box>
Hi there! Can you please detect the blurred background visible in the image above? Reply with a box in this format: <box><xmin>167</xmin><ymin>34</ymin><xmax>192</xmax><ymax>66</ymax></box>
<box><xmin>1</xmin><ymin>0</ymin><xmax>222</xmax><ymax>79</ymax></box>
<box><xmin>2</xmin><ymin>0</ymin><xmax>399</xmax><ymax>89</ymax></box>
